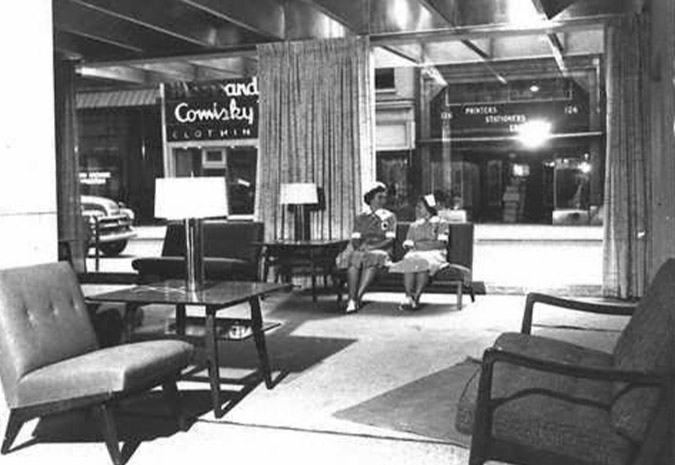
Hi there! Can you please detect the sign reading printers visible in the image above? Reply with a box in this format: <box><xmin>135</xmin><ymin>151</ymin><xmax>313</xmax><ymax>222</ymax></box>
<box><xmin>164</xmin><ymin>77</ymin><xmax>259</xmax><ymax>141</ymax></box>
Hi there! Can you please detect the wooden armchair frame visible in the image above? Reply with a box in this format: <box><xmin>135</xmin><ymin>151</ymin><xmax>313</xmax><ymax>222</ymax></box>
<box><xmin>469</xmin><ymin>293</ymin><xmax>669</xmax><ymax>465</ymax></box>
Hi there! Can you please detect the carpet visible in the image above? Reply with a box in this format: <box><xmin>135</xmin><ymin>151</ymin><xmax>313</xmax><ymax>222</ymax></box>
<box><xmin>333</xmin><ymin>358</ymin><xmax>479</xmax><ymax>447</ymax></box>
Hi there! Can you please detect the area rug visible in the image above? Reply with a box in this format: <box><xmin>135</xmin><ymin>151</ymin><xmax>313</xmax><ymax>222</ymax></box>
<box><xmin>333</xmin><ymin>358</ymin><xmax>479</xmax><ymax>447</ymax></box>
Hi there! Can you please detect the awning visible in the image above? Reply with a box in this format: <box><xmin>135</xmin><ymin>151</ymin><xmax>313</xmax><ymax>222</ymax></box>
<box><xmin>76</xmin><ymin>88</ymin><xmax>159</xmax><ymax>109</ymax></box>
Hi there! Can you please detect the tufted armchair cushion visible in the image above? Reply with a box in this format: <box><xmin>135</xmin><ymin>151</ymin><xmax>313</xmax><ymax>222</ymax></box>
<box><xmin>16</xmin><ymin>341</ymin><xmax>192</xmax><ymax>408</ymax></box>
<box><xmin>0</xmin><ymin>262</ymin><xmax>99</xmax><ymax>407</ymax></box>
<box><xmin>0</xmin><ymin>262</ymin><xmax>194</xmax><ymax>410</ymax></box>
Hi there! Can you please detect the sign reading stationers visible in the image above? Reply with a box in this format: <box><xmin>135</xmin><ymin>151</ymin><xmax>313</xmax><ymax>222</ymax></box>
<box><xmin>164</xmin><ymin>77</ymin><xmax>259</xmax><ymax>142</ymax></box>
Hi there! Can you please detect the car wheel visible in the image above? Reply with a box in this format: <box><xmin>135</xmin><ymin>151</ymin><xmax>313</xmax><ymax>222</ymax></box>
<box><xmin>99</xmin><ymin>240</ymin><xmax>128</xmax><ymax>257</ymax></box>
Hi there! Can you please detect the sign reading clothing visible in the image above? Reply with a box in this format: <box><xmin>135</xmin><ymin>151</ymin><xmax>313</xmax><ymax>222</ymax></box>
<box><xmin>164</xmin><ymin>77</ymin><xmax>259</xmax><ymax>142</ymax></box>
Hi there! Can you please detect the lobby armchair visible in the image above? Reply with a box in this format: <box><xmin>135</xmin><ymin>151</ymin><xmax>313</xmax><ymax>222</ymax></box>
<box><xmin>0</xmin><ymin>262</ymin><xmax>194</xmax><ymax>465</ymax></box>
<box><xmin>456</xmin><ymin>260</ymin><xmax>675</xmax><ymax>465</ymax></box>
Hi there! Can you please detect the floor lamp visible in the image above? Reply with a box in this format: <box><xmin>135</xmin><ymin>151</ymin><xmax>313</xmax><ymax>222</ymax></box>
<box><xmin>155</xmin><ymin>177</ymin><xmax>229</xmax><ymax>292</ymax></box>
<box><xmin>280</xmin><ymin>183</ymin><xmax>318</xmax><ymax>241</ymax></box>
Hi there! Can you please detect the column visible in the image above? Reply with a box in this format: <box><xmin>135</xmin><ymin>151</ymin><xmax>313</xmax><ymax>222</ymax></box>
<box><xmin>0</xmin><ymin>0</ymin><xmax>58</xmax><ymax>268</ymax></box>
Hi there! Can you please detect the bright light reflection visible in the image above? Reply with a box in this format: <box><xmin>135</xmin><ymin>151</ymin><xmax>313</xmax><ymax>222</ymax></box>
<box><xmin>508</xmin><ymin>2</ymin><xmax>544</xmax><ymax>26</ymax></box>
<box><xmin>392</xmin><ymin>0</ymin><xmax>410</xmax><ymax>30</ymax></box>
<box><xmin>517</xmin><ymin>120</ymin><xmax>552</xmax><ymax>148</ymax></box>
<box><xmin>579</xmin><ymin>161</ymin><xmax>592</xmax><ymax>174</ymax></box>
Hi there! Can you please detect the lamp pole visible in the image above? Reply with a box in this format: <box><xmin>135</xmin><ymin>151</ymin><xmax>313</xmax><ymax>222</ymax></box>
<box><xmin>294</xmin><ymin>204</ymin><xmax>311</xmax><ymax>241</ymax></box>
<box><xmin>184</xmin><ymin>217</ymin><xmax>204</xmax><ymax>292</ymax></box>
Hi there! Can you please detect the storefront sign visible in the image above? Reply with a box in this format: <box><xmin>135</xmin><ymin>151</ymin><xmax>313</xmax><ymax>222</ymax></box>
<box><xmin>164</xmin><ymin>77</ymin><xmax>259</xmax><ymax>141</ymax></box>
<box><xmin>79</xmin><ymin>171</ymin><xmax>111</xmax><ymax>186</ymax></box>
<box><xmin>439</xmin><ymin>99</ymin><xmax>589</xmax><ymax>136</ymax></box>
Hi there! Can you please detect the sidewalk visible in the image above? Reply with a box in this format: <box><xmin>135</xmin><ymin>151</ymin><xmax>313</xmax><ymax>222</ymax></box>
<box><xmin>87</xmin><ymin>224</ymin><xmax>604</xmax><ymax>295</ymax></box>
<box><xmin>473</xmin><ymin>224</ymin><xmax>603</xmax><ymax>294</ymax></box>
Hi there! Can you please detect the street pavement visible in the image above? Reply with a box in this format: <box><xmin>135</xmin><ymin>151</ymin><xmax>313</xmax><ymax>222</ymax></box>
<box><xmin>87</xmin><ymin>225</ymin><xmax>603</xmax><ymax>293</ymax></box>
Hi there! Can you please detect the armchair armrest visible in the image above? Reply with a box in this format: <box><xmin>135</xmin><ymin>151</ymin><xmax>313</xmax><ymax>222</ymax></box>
<box><xmin>482</xmin><ymin>346</ymin><xmax>664</xmax><ymax>385</ymax></box>
<box><xmin>521</xmin><ymin>292</ymin><xmax>637</xmax><ymax>334</ymax></box>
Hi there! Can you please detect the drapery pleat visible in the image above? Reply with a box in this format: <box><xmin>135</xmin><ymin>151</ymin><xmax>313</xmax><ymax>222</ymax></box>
<box><xmin>602</xmin><ymin>15</ymin><xmax>651</xmax><ymax>298</ymax></box>
<box><xmin>54</xmin><ymin>57</ymin><xmax>86</xmax><ymax>272</ymax></box>
<box><xmin>255</xmin><ymin>37</ymin><xmax>375</xmax><ymax>241</ymax></box>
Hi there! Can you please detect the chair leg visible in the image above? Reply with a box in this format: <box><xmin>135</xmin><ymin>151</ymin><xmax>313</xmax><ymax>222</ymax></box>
<box><xmin>335</xmin><ymin>275</ymin><xmax>344</xmax><ymax>305</ymax></box>
<box><xmin>162</xmin><ymin>379</ymin><xmax>187</xmax><ymax>431</ymax></box>
<box><xmin>2</xmin><ymin>410</ymin><xmax>25</xmax><ymax>454</ymax></box>
<box><xmin>456</xmin><ymin>282</ymin><xmax>464</xmax><ymax>310</ymax></box>
<box><xmin>96</xmin><ymin>404</ymin><xmax>122</xmax><ymax>465</ymax></box>
<box><xmin>469</xmin><ymin>285</ymin><xmax>476</xmax><ymax>303</ymax></box>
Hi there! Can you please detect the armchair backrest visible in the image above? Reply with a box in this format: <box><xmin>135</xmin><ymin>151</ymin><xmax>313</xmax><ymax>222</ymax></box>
<box><xmin>162</xmin><ymin>220</ymin><xmax>264</xmax><ymax>264</ymax></box>
<box><xmin>0</xmin><ymin>262</ymin><xmax>98</xmax><ymax>407</ymax></box>
<box><xmin>611</xmin><ymin>258</ymin><xmax>675</xmax><ymax>443</ymax></box>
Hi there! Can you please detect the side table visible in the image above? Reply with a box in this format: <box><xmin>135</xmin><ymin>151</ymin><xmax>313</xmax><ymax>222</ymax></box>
<box><xmin>255</xmin><ymin>240</ymin><xmax>349</xmax><ymax>301</ymax></box>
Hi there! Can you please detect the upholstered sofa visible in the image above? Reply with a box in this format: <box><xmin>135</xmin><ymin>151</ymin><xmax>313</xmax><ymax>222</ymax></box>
<box><xmin>335</xmin><ymin>222</ymin><xmax>475</xmax><ymax>308</ymax></box>
<box><xmin>132</xmin><ymin>221</ymin><xmax>264</xmax><ymax>282</ymax></box>
<box><xmin>455</xmin><ymin>259</ymin><xmax>675</xmax><ymax>465</ymax></box>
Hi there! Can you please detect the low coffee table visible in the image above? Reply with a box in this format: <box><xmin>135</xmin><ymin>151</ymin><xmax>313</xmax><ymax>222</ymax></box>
<box><xmin>87</xmin><ymin>280</ymin><xmax>292</xmax><ymax>418</ymax></box>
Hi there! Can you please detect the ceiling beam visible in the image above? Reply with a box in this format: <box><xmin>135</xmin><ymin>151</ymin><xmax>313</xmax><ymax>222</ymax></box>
<box><xmin>417</xmin><ymin>0</ymin><xmax>461</xmax><ymax>24</ymax></box>
<box><xmin>54</xmin><ymin>30</ymin><xmax>139</xmax><ymax>61</ymax></box>
<box><xmin>301</xmin><ymin>0</ymin><xmax>368</xmax><ymax>33</ymax></box>
<box><xmin>416</xmin><ymin>0</ymin><xmax>508</xmax><ymax>84</ymax></box>
<box><xmin>131</xmin><ymin>62</ymin><xmax>199</xmax><ymax>81</ymax></box>
<box><xmin>547</xmin><ymin>32</ymin><xmax>569</xmax><ymax>76</ymax></box>
<box><xmin>532</xmin><ymin>0</ymin><xmax>569</xmax><ymax>76</ymax></box>
<box><xmin>68</xmin><ymin>0</ymin><xmax>213</xmax><ymax>47</ymax></box>
<box><xmin>189</xmin><ymin>56</ymin><xmax>253</xmax><ymax>77</ymax></box>
<box><xmin>70</xmin><ymin>47</ymin><xmax>258</xmax><ymax>69</ymax></box>
<box><xmin>77</xmin><ymin>65</ymin><xmax>155</xmax><ymax>84</ymax></box>
<box><xmin>284</xmin><ymin>0</ymin><xmax>350</xmax><ymax>40</ymax></box>
<box><xmin>187</xmin><ymin>60</ymin><xmax>242</xmax><ymax>79</ymax></box>
<box><xmin>179</xmin><ymin>0</ymin><xmax>284</xmax><ymax>39</ymax></box>
<box><xmin>298</xmin><ymin>1</ymin><xmax>418</xmax><ymax>63</ymax></box>
<box><xmin>54</xmin><ymin>1</ymin><xmax>146</xmax><ymax>53</ymax></box>
<box><xmin>133</xmin><ymin>61</ymin><xmax>237</xmax><ymax>81</ymax></box>
<box><xmin>382</xmin><ymin>45</ymin><xmax>422</xmax><ymax>64</ymax></box>
<box><xmin>370</xmin><ymin>14</ymin><xmax>609</xmax><ymax>44</ymax></box>
<box><xmin>56</xmin><ymin>28</ymin><xmax>143</xmax><ymax>54</ymax></box>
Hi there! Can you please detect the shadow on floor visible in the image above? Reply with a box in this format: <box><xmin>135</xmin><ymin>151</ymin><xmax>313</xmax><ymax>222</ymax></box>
<box><xmin>27</xmin><ymin>390</ymin><xmax>213</xmax><ymax>464</ymax></box>
<box><xmin>334</xmin><ymin>358</ymin><xmax>479</xmax><ymax>448</ymax></box>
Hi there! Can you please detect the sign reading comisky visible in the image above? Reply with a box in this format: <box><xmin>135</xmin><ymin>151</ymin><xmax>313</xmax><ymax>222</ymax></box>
<box><xmin>164</xmin><ymin>77</ymin><xmax>259</xmax><ymax>141</ymax></box>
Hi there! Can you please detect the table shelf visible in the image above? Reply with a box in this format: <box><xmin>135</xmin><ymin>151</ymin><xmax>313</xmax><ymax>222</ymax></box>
<box><xmin>166</xmin><ymin>317</ymin><xmax>281</xmax><ymax>341</ymax></box>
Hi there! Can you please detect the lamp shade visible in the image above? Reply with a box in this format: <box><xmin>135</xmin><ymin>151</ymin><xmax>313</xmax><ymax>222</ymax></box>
<box><xmin>155</xmin><ymin>177</ymin><xmax>229</xmax><ymax>219</ymax></box>
<box><xmin>279</xmin><ymin>183</ymin><xmax>318</xmax><ymax>205</ymax></box>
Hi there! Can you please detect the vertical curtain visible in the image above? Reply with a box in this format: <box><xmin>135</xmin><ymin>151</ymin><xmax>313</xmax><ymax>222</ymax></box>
<box><xmin>54</xmin><ymin>56</ymin><xmax>86</xmax><ymax>272</ymax></box>
<box><xmin>602</xmin><ymin>15</ymin><xmax>651</xmax><ymax>298</ymax></box>
<box><xmin>255</xmin><ymin>37</ymin><xmax>375</xmax><ymax>241</ymax></box>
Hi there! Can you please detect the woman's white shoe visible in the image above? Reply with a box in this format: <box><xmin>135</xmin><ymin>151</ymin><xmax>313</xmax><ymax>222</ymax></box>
<box><xmin>345</xmin><ymin>299</ymin><xmax>358</xmax><ymax>314</ymax></box>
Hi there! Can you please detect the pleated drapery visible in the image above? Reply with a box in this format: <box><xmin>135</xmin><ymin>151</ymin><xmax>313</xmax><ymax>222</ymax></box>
<box><xmin>54</xmin><ymin>57</ymin><xmax>86</xmax><ymax>272</ymax></box>
<box><xmin>255</xmin><ymin>37</ymin><xmax>375</xmax><ymax>241</ymax></box>
<box><xmin>602</xmin><ymin>15</ymin><xmax>651</xmax><ymax>298</ymax></box>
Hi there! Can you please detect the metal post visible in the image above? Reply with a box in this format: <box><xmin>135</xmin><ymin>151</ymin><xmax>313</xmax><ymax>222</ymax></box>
<box><xmin>184</xmin><ymin>217</ymin><xmax>204</xmax><ymax>292</ymax></box>
<box><xmin>94</xmin><ymin>217</ymin><xmax>101</xmax><ymax>272</ymax></box>
<box><xmin>294</xmin><ymin>205</ymin><xmax>310</xmax><ymax>241</ymax></box>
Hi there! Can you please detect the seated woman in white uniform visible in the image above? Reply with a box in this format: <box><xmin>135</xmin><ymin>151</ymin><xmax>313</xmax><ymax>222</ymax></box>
<box><xmin>390</xmin><ymin>194</ymin><xmax>449</xmax><ymax>311</ymax></box>
<box><xmin>336</xmin><ymin>182</ymin><xmax>397</xmax><ymax>314</ymax></box>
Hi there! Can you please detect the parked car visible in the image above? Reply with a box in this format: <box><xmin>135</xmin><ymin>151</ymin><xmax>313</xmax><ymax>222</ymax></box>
<box><xmin>81</xmin><ymin>195</ymin><xmax>136</xmax><ymax>256</ymax></box>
